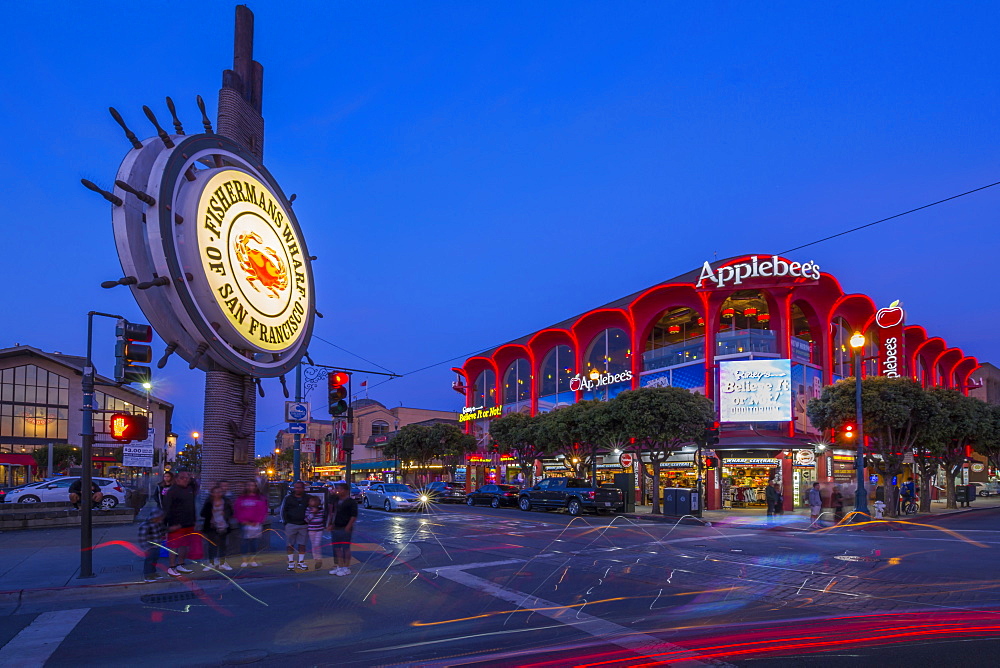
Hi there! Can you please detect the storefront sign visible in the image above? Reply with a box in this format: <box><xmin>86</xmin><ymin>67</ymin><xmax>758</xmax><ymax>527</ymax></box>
<box><xmin>875</xmin><ymin>300</ymin><xmax>906</xmax><ymax>379</ymax></box>
<box><xmin>696</xmin><ymin>255</ymin><xmax>821</xmax><ymax>289</ymax></box>
<box><xmin>794</xmin><ymin>449</ymin><xmax>815</xmax><ymax>466</ymax></box>
<box><xmin>722</xmin><ymin>458</ymin><xmax>779</xmax><ymax>467</ymax></box>
<box><xmin>619</xmin><ymin>452</ymin><xmax>634</xmax><ymax>468</ymax></box>
<box><xmin>971</xmin><ymin>463</ymin><xmax>985</xmax><ymax>473</ymax></box>
<box><xmin>569</xmin><ymin>370</ymin><xmax>633</xmax><ymax>392</ymax></box>
<box><xmin>719</xmin><ymin>359</ymin><xmax>792</xmax><ymax>422</ymax></box>
<box><xmin>109</xmin><ymin>133</ymin><xmax>315</xmax><ymax>377</ymax></box>
<box><xmin>458</xmin><ymin>405</ymin><xmax>502</xmax><ymax>422</ymax></box>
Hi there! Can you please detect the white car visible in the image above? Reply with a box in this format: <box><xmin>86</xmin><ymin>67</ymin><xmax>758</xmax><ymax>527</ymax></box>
<box><xmin>362</xmin><ymin>482</ymin><xmax>425</xmax><ymax>512</ymax></box>
<box><xmin>7</xmin><ymin>477</ymin><xmax>126</xmax><ymax>509</ymax></box>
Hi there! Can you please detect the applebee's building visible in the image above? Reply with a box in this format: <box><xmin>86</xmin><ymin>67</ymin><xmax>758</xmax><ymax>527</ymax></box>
<box><xmin>453</xmin><ymin>255</ymin><xmax>980</xmax><ymax>510</ymax></box>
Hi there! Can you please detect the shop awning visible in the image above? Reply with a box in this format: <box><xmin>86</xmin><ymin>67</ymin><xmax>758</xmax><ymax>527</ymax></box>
<box><xmin>352</xmin><ymin>460</ymin><xmax>397</xmax><ymax>470</ymax></box>
<box><xmin>0</xmin><ymin>454</ymin><xmax>37</xmax><ymax>467</ymax></box>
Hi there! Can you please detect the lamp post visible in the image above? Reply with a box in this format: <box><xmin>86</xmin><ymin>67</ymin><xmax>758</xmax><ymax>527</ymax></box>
<box><xmin>849</xmin><ymin>332</ymin><xmax>870</xmax><ymax>519</ymax></box>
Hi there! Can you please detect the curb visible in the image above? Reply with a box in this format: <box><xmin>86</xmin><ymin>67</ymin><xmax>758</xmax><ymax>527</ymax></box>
<box><xmin>619</xmin><ymin>512</ymin><xmax>809</xmax><ymax>532</ymax></box>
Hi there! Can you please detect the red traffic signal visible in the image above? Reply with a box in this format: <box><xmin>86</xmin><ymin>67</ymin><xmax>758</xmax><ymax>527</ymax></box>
<box><xmin>109</xmin><ymin>413</ymin><xmax>149</xmax><ymax>443</ymax></box>
<box><xmin>842</xmin><ymin>424</ymin><xmax>856</xmax><ymax>439</ymax></box>
<box><xmin>330</xmin><ymin>372</ymin><xmax>350</xmax><ymax>388</ymax></box>
<box><xmin>328</xmin><ymin>371</ymin><xmax>350</xmax><ymax>416</ymax></box>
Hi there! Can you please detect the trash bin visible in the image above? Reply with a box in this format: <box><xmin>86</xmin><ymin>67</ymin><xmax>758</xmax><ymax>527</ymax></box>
<box><xmin>613</xmin><ymin>473</ymin><xmax>635</xmax><ymax>513</ymax></box>
<box><xmin>956</xmin><ymin>485</ymin><xmax>969</xmax><ymax>506</ymax></box>
<box><xmin>966</xmin><ymin>485</ymin><xmax>976</xmax><ymax>504</ymax></box>
<box><xmin>661</xmin><ymin>488</ymin><xmax>678</xmax><ymax>516</ymax></box>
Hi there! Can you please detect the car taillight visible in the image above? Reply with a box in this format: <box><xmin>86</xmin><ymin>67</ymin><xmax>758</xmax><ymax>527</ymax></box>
<box><xmin>114</xmin><ymin>486</ymin><xmax>123</xmax><ymax>492</ymax></box>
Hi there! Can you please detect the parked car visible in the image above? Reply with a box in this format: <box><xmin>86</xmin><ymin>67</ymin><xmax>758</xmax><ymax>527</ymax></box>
<box><xmin>466</xmin><ymin>484</ymin><xmax>520</xmax><ymax>508</ymax></box>
<box><xmin>971</xmin><ymin>481</ymin><xmax>1000</xmax><ymax>497</ymax></box>
<box><xmin>363</xmin><ymin>482</ymin><xmax>425</xmax><ymax>512</ymax></box>
<box><xmin>350</xmin><ymin>484</ymin><xmax>363</xmax><ymax>501</ymax></box>
<box><xmin>518</xmin><ymin>478</ymin><xmax>625</xmax><ymax>516</ymax></box>
<box><xmin>5</xmin><ymin>477</ymin><xmax>127</xmax><ymax>509</ymax></box>
<box><xmin>425</xmin><ymin>481</ymin><xmax>467</xmax><ymax>503</ymax></box>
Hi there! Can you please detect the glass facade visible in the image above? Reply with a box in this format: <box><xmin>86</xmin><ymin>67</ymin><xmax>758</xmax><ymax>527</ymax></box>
<box><xmin>502</xmin><ymin>358</ymin><xmax>531</xmax><ymax>414</ymax></box>
<box><xmin>537</xmin><ymin>345</ymin><xmax>575</xmax><ymax>413</ymax></box>
<box><xmin>583</xmin><ymin>328</ymin><xmax>631</xmax><ymax>400</ymax></box>
<box><xmin>643</xmin><ymin>307</ymin><xmax>705</xmax><ymax>371</ymax></box>
<box><xmin>0</xmin><ymin>365</ymin><xmax>70</xmax><ymax>452</ymax></box>
<box><xmin>716</xmin><ymin>291</ymin><xmax>777</xmax><ymax>357</ymax></box>
<box><xmin>472</xmin><ymin>370</ymin><xmax>497</xmax><ymax>408</ymax></box>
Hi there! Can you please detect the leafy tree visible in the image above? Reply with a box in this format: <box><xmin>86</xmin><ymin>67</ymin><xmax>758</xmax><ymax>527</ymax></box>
<box><xmin>490</xmin><ymin>412</ymin><xmax>548</xmax><ymax>485</ymax></box>
<box><xmin>31</xmin><ymin>444</ymin><xmax>79</xmax><ymax>474</ymax></box>
<box><xmin>808</xmin><ymin>377</ymin><xmax>938</xmax><ymax>517</ymax></box>
<box><xmin>611</xmin><ymin>387</ymin><xmax>714</xmax><ymax>515</ymax></box>
<box><xmin>974</xmin><ymin>404</ymin><xmax>1000</xmax><ymax>481</ymax></box>
<box><xmin>535</xmin><ymin>401</ymin><xmax>603</xmax><ymax>477</ymax></box>
<box><xmin>429</xmin><ymin>423</ymin><xmax>477</xmax><ymax>480</ymax></box>
<box><xmin>174</xmin><ymin>441</ymin><xmax>202</xmax><ymax>474</ymax></box>
<box><xmin>927</xmin><ymin>389</ymin><xmax>990</xmax><ymax>509</ymax></box>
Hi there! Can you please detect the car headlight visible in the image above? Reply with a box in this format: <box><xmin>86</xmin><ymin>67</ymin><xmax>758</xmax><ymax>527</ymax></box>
<box><xmin>392</xmin><ymin>495</ymin><xmax>404</xmax><ymax>501</ymax></box>
<box><xmin>419</xmin><ymin>495</ymin><xmax>429</xmax><ymax>502</ymax></box>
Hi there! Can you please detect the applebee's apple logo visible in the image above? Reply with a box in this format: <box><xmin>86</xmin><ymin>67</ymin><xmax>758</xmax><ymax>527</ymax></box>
<box><xmin>569</xmin><ymin>375</ymin><xmax>583</xmax><ymax>392</ymax></box>
<box><xmin>875</xmin><ymin>300</ymin><xmax>905</xmax><ymax>328</ymax></box>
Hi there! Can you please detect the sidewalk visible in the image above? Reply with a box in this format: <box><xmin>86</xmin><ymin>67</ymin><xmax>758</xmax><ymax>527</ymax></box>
<box><xmin>621</xmin><ymin>495</ymin><xmax>1000</xmax><ymax>530</ymax></box>
<box><xmin>0</xmin><ymin>515</ymin><xmax>396</xmax><ymax>607</ymax></box>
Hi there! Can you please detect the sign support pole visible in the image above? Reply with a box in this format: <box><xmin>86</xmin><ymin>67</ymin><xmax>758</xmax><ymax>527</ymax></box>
<box><xmin>293</xmin><ymin>362</ymin><xmax>302</xmax><ymax>482</ymax></box>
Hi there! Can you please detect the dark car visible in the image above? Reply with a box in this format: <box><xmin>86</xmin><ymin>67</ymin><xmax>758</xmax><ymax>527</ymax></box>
<box><xmin>425</xmin><ymin>481</ymin><xmax>467</xmax><ymax>503</ymax></box>
<box><xmin>518</xmin><ymin>477</ymin><xmax>625</xmax><ymax>516</ymax></box>
<box><xmin>466</xmin><ymin>484</ymin><xmax>520</xmax><ymax>508</ymax></box>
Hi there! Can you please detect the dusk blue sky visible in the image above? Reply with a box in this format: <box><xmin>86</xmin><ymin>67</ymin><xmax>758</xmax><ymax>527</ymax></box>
<box><xmin>3</xmin><ymin>2</ymin><xmax>999</xmax><ymax>455</ymax></box>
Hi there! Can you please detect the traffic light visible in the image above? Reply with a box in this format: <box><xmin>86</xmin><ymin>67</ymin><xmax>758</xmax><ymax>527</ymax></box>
<box><xmin>841</xmin><ymin>424</ymin><xmax>856</xmax><ymax>441</ymax></box>
<box><xmin>328</xmin><ymin>371</ymin><xmax>349</xmax><ymax>416</ymax></box>
<box><xmin>703</xmin><ymin>421</ymin><xmax>720</xmax><ymax>446</ymax></box>
<box><xmin>114</xmin><ymin>319</ymin><xmax>153</xmax><ymax>385</ymax></box>
<box><xmin>491</xmin><ymin>442</ymin><xmax>500</xmax><ymax>453</ymax></box>
<box><xmin>109</xmin><ymin>412</ymin><xmax>149</xmax><ymax>443</ymax></box>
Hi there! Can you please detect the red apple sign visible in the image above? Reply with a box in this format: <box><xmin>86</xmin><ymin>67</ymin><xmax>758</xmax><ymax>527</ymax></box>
<box><xmin>569</xmin><ymin>375</ymin><xmax>582</xmax><ymax>392</ymax></box>
<box><xmin>876</xmin><ymin>300</ymin><xmax>905</xmax><ymax>328</ymax></box>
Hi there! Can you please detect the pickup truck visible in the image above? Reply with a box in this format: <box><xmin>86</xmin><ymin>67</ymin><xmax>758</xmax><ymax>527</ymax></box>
<box><xmin>517</xmin><ymin>478</ymin><xmax>625</xmax><ymax>516</ymax></box>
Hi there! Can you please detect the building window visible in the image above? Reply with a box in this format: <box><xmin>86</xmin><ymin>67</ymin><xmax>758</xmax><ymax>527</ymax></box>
<box><xmin>502</xmin><ymin>359</ymin><xmax>530</xmax><ymax>405</ymax></box>
<box><xmin>371</xmin><ymin>420</ymin><xmax>390</xmax><ymax>436</ymax></box>
<box><xmin>716</xmin><ymin>291</ymin><xmax>776</xmax><ymax>357</ymax></box>
<box><xmin>790</xmin><ymin>303</ymin><xmax>817</xmax><ymax>365</ymax></box>
<box><xmin>644</xmin><ymin>307</ymin><xmax>705</xmax><ymax>371</ymax></box>
<box><xmin>831</xmin><ymin>317</ymin><xmax>852</xmax><ymax>378</ymax></box>
<box><xmin>472</xmin><ymin>370</ymin><xmax>497</xmax><ymax>408</ymax></box>
<box><xmin>0</xmin><ymin>365</ymin><xmax>70</xmax><ymax>442</ymax></box>
<box><xmin>583</xmin><ymin>328</ymin><xmax>631</xmax><ymax>400</ymax></box>
<box><xmin>537</xmin><ymin>345</ymin><xmax>575</xmax><ymax>412</ymax></box>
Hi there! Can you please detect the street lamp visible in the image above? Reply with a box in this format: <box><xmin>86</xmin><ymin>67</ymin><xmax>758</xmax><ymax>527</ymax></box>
<box><xmin>849</xmin><ymin>332</ymin><xmax>870</xmax><ymax>519</ymax></box>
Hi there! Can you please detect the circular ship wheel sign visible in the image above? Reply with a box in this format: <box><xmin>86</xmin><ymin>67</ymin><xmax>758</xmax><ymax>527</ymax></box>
<box><xmin>111</xmin><ymin>133</ymin><xmax>314</xmax><ymax>377</ymax></box>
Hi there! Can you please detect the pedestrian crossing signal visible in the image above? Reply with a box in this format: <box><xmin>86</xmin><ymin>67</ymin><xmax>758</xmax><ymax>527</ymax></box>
<box><xmin>109</xmin><ymin>413</ymin><xmax>149</xmax><ymax>443</ymax></box>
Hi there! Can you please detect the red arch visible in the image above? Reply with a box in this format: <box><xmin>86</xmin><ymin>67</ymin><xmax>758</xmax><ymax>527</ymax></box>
<box><xmin>953</xmin><ymin>356</ymin><xmax>980</xmax><ymax>394</ymax></box>
<box><xmin>932</xmin><ymin>348</ymin><xmax>963</xmax><ymax>389</ymax></box>
<box><xmin>913</xmin><ymin>338</ymin><xmax>946</xmax><ymax>386</ymax></box>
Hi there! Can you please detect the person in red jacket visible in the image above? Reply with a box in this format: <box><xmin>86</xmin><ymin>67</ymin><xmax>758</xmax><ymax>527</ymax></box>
<box><xmin>234</xmin><ymin>480</ymin><xmax>268</xmax><ymax>568</ymax></box>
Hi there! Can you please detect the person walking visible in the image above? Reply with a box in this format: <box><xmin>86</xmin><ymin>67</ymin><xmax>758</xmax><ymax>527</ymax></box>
<box><xmin>163</xmin><ymin>470</ymin><xmax>197</xmax><ymax>577</ymax></box>
<box><xmin>305</xmin><ymin>495</ymin><xmax>326</xmax><ymax>571</ymax></box>
<box><xmin>831</xmin><ymin>485</ymin><xmax>845</xmax><ymax>523</ymax></box>
<box><xmin>234</xmin><ymin>480</ymin><xmax>268</xmax><ymax>567</ymax></box>
<box><xmin>154</xmin><ymin>471</ymin><xmax>174</xmax><ymax>508</ymax></box>
<box><xmin>200</xmin><ymin>485</ymin><xmax>234</xmax><ymax>571</ymax></box>
<box><xmin>137</xmin><ymin>507</ymin><xmax>167</xmax><ymax>582</ymax></box>
<box><xmin>279</xmin><ymin>481</ymin><xmax>310</xmax><ymax>571</ymax></box>
<box><xmin>765</xmin><ymin>482</ymin><xmax>779</xmax><ymax>523</ymax></box>
<box><xmin>807</xmin><ymin>482</ymin><xmax>823</xmax><ymax>526</ymax></box>
<box><xmin>328</xmin><ymin>482</ymin><xmax>358</xmax><ymax>577</ymax></box>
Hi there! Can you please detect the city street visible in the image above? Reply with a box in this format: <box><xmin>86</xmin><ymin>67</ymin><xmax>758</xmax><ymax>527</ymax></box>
<box><xmin>2</xmin><ymin>504</ymin><xmax>999</xmax><ymax>667</ymax></box>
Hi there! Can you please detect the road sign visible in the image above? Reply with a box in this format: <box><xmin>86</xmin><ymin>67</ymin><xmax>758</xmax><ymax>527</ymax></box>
<box><xmin>619</xmin><ymin>452</ymin><xmax>634</xmax><ymax>468</ymax></box>
<box><xmin>285</xmin><ymin>401</ymin><xmax>310</xmax><ymax>422</ymax></box>
<box><xmin>301</xmin><ymin>438</ymin><xmax>316</xmax><ymax>454</ymax></box>
<box><xmin>123</xmin><ymin>429</ymin><xmax>155</xmax><ymax>467</ymax></box>
<box><xmin>287</xmin><ymin>422</ymin><xmax>307</xmax><ymax>434</ymax></box>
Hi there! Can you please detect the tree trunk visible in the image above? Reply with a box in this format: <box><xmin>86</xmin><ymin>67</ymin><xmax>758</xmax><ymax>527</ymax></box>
<box><xmin>945</xmin><ymin>471</ymin><xmax>956</xmax><ymax>509</ymax></box>
<box><xmin>884</xmin><ymin>484</ymin><xmax>899</xmax><ymax>518</ymax></box>
<box><xmin>651</xmin><ymin>459</ymin><xmax>661</xmax><ymax>514</ymax></box>
<box><xmin>919</xmin><ymin>471</ymin><xmax>934</xmax><ymax>513</ymax></box>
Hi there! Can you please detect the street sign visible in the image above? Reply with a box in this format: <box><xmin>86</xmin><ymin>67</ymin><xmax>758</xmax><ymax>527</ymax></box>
<box><xmin>123</xmin><ymin>429</ymin><xmax>155</xmax><ymax>467</ymax></box>
<box><xmin>287</xmin><ymin>422</ymin><xmax>307</xmax><ymax>434</ymax></box>
<box><xmin>619</xmin><ymin>452</ymin><xmax>634</xmax><ymax>468</ymax></box>
<box><xmin>301</xmin><ymin>438</ymin><xmax>316</xmax><ymax>453</ymax></box>
<box><xmin>285</xmin><ymin>401</ymin><xmax>310</xmax><ymax>422</ymax></box>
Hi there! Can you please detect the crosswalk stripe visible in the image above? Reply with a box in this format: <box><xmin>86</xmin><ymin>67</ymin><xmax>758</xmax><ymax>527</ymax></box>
<box><xmin>0</xmin><ymin>608</ymin><xmax>89</xmax><ymax>668</ymax></box>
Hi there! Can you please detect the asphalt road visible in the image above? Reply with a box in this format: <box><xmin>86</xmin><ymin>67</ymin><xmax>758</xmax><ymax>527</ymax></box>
<box><xmin>2</xmin><ymin>503</ymin><xmax>999</xmax><ymax>667</ymax></box>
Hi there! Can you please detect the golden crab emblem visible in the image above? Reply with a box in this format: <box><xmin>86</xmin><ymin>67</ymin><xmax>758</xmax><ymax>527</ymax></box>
<box><xmin>234</xmin><ymin>232</ymin><xmax>288</xmax><ymax>298</ymax></box>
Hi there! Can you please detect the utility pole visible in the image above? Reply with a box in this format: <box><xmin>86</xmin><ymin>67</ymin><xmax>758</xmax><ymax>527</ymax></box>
<box><xmin>80</xmin><ymin>310</ymin><xmax>123</xmax><ymax>579</ymax></box>
<box><xmin>293</xmin><ymin>363</ymin><xmax>302</xmax><ymax>482</ymax></box>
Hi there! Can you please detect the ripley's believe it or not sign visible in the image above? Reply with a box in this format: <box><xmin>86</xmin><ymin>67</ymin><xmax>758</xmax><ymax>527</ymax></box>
<box><xmin>111</xmin><ymin>132</ymin><xmax>315</xmax><ymax>377</ymax></box>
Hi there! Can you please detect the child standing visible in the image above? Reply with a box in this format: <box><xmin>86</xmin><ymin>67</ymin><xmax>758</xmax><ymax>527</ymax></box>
<box><xmin>137</xmin><ymin>508</ymin><xmax>167</xmax><ymax>582</ymax></box>
<box><xmin>305</xmin><ymin>495</ymin><xmax>326</xmax><ymax>571</ymax></box>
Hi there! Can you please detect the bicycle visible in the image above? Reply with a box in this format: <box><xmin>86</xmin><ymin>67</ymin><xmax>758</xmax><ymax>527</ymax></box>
<box><xmin>901</xmin><ymin>497</ymin><xmax>918</xmax><ymax>515</ymax></box>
